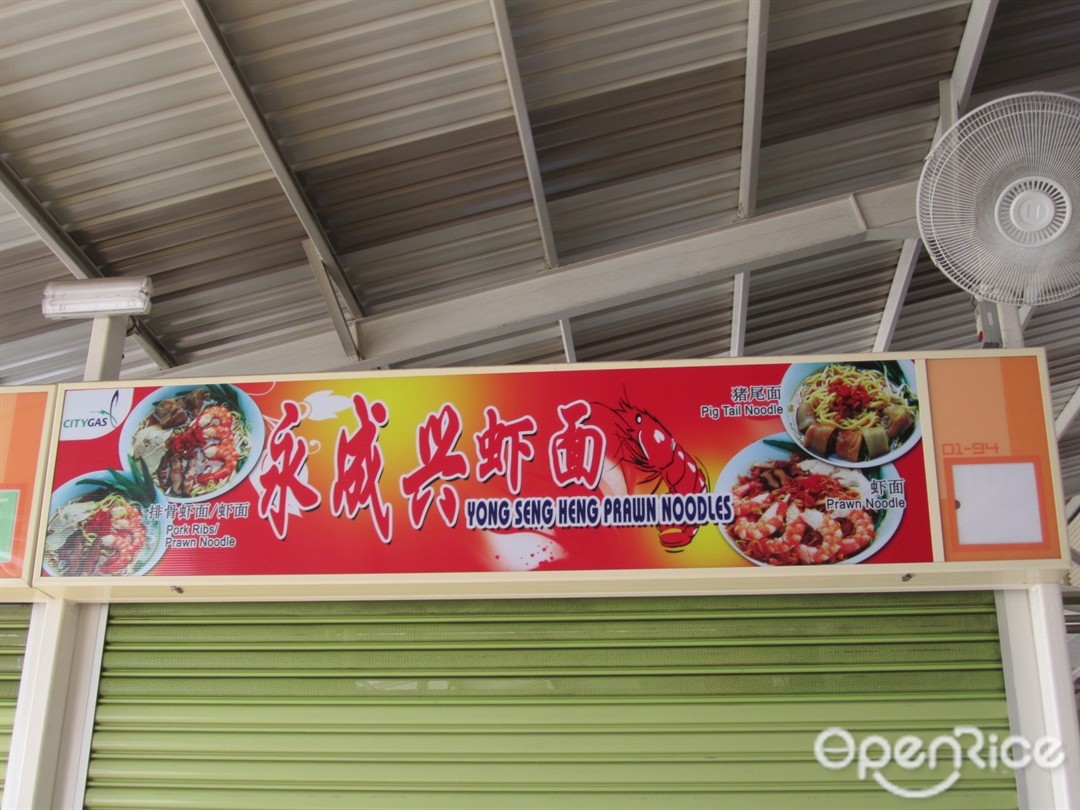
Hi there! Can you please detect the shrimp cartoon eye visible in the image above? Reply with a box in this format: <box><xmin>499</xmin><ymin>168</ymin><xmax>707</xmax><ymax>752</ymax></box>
<box><xmin>635</xmin><ymin>414</ymin><xmax>643</xmax><ymax>424</ymax></box>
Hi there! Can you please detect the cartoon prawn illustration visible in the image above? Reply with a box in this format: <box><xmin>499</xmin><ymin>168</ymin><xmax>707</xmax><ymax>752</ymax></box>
<box><xmin>598</xmin><ymin>398</ymin><xmax>709</xmax><ymax>551</ymax></box>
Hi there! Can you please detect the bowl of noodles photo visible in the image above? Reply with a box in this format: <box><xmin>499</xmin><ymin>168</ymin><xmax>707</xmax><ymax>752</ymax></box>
<box><xmin>119</xmin><ymin>383</ymin><xmax>265</xmax><ymax>502</ymax></box>
<box><xmin>718</xmin><ymin>435</ymin><xmax>902</xmax><ymax>566</ymax></box>
<box><xmin>780</xmin><ymin>360</ymin><xmax>920</xmax><ymax>468</ymax></box>
<box><xmin>44</xmin><ymin>462</ymin><xmax>167</xmax><ymax>577</ymax></box>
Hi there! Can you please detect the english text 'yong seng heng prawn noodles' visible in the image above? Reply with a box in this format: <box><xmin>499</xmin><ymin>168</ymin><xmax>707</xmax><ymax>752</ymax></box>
<box><xmin>130</xmin><ymin>386</ymin><xmax>252</xmax><ymax>499</ymax></box>
<box><xmin>792</xmin><ymin>363</ymin><xmax>917</xmax><ymax>463</ymax></box>
<box><xmin>728</xmin><ymin>456</ymin><xmax>878</xmax><ymax>566</ymax></box>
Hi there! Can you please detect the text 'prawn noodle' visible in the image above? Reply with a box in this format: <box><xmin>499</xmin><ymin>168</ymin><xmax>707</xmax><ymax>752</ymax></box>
<box><xmin>798</xmin><ymin>364</ymin><xmax>903</xmax><ymax>431</ymax></box>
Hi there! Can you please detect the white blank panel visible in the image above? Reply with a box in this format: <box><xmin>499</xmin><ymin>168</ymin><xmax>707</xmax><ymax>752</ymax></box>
<box><xmin>953</xmin><ymin>461</ymin><xmax>1042</xmax><ymax>545</ymax></box>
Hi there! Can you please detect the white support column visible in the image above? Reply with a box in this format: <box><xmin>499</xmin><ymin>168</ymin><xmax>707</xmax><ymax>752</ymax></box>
<box><xmin>84</xmin><ymin>316</ymin><xmax>128</xmax><ymax>382</ymax></box>
<box><xmin>3</xmin><ymin>601</ymin><xmax>78</xmax><ymax>810</ymax></box>
<box><xmin>3</xmin><ymin>602</ymin><xmax>108</xmax><ymax>810</ymax></box>
<box><xmin>49</xmin><ymin>605</ymin><xmax>108</xmax><ymax>810</ymax></box>
<box><xmin>4</xmin><ymin>297</ymin><xmax>129</xmax><ymax>808</ymax></box>
<box><xmin>996</xmin><ymin>587</ymin><xmax>1080</xmax><ymax>809</ymax></box>
<box><xmin>991</xmin><ymin>262</ymin><xmax>1077</xmax><ymax>809</ymax></box>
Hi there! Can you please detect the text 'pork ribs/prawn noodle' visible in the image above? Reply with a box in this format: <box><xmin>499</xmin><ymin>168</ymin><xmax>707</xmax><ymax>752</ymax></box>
<box><xmin>729</xmin><ymin>455</ymin><xmax>878</xmax><ymax>565</ymax></box>
<box><xmin>131</xmin><ymin>385</ymin><xmax>252</xmax><ymax>498</ymax></box>
<box><xmin>793</xmin><ymin>363</ymin><xmax>917</xmax><ymax>463</ymax></box>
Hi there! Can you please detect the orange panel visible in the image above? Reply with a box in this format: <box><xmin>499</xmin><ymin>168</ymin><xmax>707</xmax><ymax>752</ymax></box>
<box><xmin>927</xmin><ymin>356</ymin><xmax>1061</xmax><ymax>561</ymax></box>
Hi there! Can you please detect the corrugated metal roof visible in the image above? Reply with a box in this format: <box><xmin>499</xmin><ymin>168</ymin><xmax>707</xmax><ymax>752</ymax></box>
<box><xmin>1</xmin><ymin>0</ymin><xmax>1078</xmax><ymax>517</ymax></box>
<box><xmin>0</xmin><ymin>0</ymin><xmax>327</xmax><ymax>379</ymax></box>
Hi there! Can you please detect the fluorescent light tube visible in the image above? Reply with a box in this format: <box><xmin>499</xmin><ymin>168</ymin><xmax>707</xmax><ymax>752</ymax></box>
<box><xmin>42</xmin><ymin>277</ymin><xmax>152</xmax><ymax>320</ymax></box>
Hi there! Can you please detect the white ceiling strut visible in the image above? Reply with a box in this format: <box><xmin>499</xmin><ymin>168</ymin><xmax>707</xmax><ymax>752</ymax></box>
<box><xmin>730</xmin><ymin>0</ymin><xmax>769</xmax><ymax>358</ymax></box>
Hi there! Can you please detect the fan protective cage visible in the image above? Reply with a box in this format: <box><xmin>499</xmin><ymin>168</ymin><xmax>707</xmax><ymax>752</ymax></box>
<box><xmin>917</xmin><ymin>92</ymin><xmax>1080</xmax><ymax>305</ymax></box>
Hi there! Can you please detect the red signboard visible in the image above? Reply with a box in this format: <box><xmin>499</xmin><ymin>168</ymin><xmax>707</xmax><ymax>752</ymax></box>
<box><xmin>39</xmin><ymin>359</ymin><xmax>943</xmax><ymax>581</ymax></box>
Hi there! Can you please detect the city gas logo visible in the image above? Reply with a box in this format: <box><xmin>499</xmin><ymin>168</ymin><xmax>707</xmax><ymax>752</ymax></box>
<box><xmin>59</xmin><ymin>389</ymin><xmax>133</xmax><ymax>440</ymax></box>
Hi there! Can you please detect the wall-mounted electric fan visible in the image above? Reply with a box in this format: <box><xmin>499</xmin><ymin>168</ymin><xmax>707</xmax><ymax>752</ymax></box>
<box><xmin>917</xmin><ymin>92</ymin><xmax>1080</xmax><ymax>316</ymax></box>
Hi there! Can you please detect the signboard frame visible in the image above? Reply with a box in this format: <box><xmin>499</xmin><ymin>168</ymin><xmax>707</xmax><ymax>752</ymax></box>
<box><xmin>27</xmin><ymin>350</ymin><xmax>1070</xmax><ymax>602</ymax></box>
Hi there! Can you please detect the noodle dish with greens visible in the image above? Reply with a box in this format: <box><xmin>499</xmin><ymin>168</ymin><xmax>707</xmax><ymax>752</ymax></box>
<box><xmin>787</xmin><ymin>361</ymin><xmax>918</xmax><ymax>465</ymax></box>
<box><xmin>45</xmin><ymin>461</ymin><xmax>162</xmax><ymax>576</ymax></box>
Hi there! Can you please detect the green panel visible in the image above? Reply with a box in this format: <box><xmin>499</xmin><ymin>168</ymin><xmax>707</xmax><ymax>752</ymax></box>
<box><xmin>86</xmin><ymin>592</ymin><xmax>1018</xmax><ymax>810</ymax></box>
<box><xmin>0</xmin><ymin>603</ymin><xmax>32</xmax><ymax>807</ymax></box>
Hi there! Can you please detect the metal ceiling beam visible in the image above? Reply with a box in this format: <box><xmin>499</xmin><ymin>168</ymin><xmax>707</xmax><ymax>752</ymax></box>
<box><xmin>355</xmin><ymin>180</ymin><xmax>917</xmax><ymax>365</ymax></box>
<box><xmin>181</xmin><ymin>0</ymin><xmax>365</xmax><ymax>325</ymax></box>
<box><xmin>0</xmin><ymin>158</ymin><xmax>177</xmax><ymax>370</ymax></box>
<box><xmin>490</xmin><ymin>0</ymin><xmax>558</xmax><ymax>270</ymax></box>
<box><xmin>301</xmin><ymin>240</ymin><xmax>361</xmax><ymax>360</ymax></box>
<box><xmin>951</xmin><ymin>0</ymin><xmax>998</xmax><ymax>116</ymax></box>
<box><xmin>1056</xmin><ymin>385</ymin><xmax>1080</xmax><ymax>441</ymax></box>
<box><xmin>159</xmin><ymin>182</ymin><xmax>917</xmax><ymax>378</ymax></box>
<box><xmin>934</xmin><ymin>0</ymin><xmax>998</xmax><ymax>142</ymax></box>
<box><xmin>873</xmin><ymin>239</ymin><xmax>921</xmax><ymax>352</ymax></box>
<box><xmin>730</xmin><ymin>0</ymin><xmax>769</xmax><ymax>358</ymax></box>
<box><xmin>736</xmin><ymin>0</ymin><xmax>769</xmax><ymax>223</ymax></box>
<box><xmin>558</xmin><ymin>319</ymin><xmax>577</xmax><ymax>363</ymax></box>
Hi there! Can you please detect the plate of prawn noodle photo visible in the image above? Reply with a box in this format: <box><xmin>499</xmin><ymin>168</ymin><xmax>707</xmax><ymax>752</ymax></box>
<box><xmin>44</xmin><ymin>461</ymin><xmax>167</xmax><ymax>577</ymax></box>
<box><xmin>119</xmin><ymin>383</ymin><xmax>265</xmax><ymax>502</ymax></box>
<box><xmin>781</xmin><ymin>360</ymin><xmax>920</xmax><ymax>469</ymax></box>
<box><xmin>717</xmin><ymin>435</ymin><xmax>902</xmax><ymax>567</ymax></box>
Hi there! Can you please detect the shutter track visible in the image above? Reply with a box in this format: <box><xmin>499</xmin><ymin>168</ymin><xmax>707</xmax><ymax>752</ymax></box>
<box><xmin>87</xmin><ymin>591</ymin><xmax>1018</xmax><ymax>809</ymax></box>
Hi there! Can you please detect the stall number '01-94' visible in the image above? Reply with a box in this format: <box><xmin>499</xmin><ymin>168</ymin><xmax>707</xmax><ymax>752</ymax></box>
<box><xmin>940</xmin><ymin>442</ymin><xmax>1000</xmax><ymax>456</ymax></box>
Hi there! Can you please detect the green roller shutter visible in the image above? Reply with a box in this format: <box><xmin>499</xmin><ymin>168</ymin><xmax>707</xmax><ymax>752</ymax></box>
<box><xmin>0</xmin><ymin>602</ymin><xmax>32</xmax><ymax>804</ymax></box>
<box><xmin>88</xmin><ymin>591</ymin><xmax>1018</xmax><ymax>809</ymax></box>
